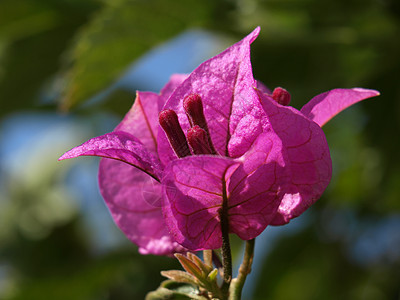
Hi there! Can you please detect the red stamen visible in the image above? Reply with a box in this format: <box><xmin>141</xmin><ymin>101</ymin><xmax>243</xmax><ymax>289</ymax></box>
<box><xmin>183</xmin><ymin>94</ymin><xmax>206</xmax><ymax>128</ymax></box>
<box><xmin>187</xmin><ymin>126</ymin><xmax>213</xmax><ymax>155</ymax></box>
<box><xmin>183</xmin><ymin>94</ymin><xmax>217</xmax><ymax>154</ymax></box>
<box><xmin>272</xmin><ymin>87</ymin><xmax>291</xmax><ymax>106</ymax></box>
<box><xmin>159</xmin><ymin>109</ymin><xmax>191</xmax><ymax>158</ymax></box>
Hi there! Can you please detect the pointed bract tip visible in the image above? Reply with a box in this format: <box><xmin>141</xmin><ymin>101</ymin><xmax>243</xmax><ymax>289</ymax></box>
<box><xmin>58</xmin><ymin>150</ymin><xmax>76</xmax><ymax>161</ymax></box>
<box><xmin>246</xmin><ymin>26</ymin><xmax>261</xmax><ymax>44</ymax></box>
<box><xmin>352</xmin><ymin>87</ymin><xmax>380</xmax><ymax>96</ymax></box>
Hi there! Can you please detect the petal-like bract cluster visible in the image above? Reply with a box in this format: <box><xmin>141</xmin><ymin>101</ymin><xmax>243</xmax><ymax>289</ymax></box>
<box><xmin>59</xmin><ymin>27</ymin><xmax>379</xmax><ymax>255</ymax></box>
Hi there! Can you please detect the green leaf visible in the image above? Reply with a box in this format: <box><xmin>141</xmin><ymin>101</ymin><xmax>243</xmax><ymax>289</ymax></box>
<box><xmin>160</xmin><ymin>270</ymin><xmax>199</xmax><ymax>285</ymax></box>
<box><xmin>146</xmin><ymin>280</ymin><xmax>207</xmax><ymax>300</ymax></box>
<box><xmin>187</xmin><ymin>252</ymin><xmax>214</xmax><ymax>275</ymax></box>
<box><xmin>60</xmin><ymin>0</ymin><xmax>216</xmax><ymax>110</ymax></box>
<box><xmin>207</xmin><ymin>268</ymin><xmax>218</xmax><ymax>282</ymax></box>
<box><xmin>174</xmin><ymin>253</ymin><xmax>204</xmax><ymax>279</ymax></box>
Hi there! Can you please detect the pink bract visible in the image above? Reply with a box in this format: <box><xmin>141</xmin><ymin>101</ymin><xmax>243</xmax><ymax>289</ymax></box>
<box><xmin>59</xmin><ymin>27</ymin><xmax>379</xmax><ymax>254</ymax></box>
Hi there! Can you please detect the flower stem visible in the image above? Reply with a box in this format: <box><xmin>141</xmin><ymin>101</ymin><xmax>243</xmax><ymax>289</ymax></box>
<box><xmin>203</xmin><ymin>250</ymin><xmax>213</xmax><ymax>268</ymax></box>
<box><xmin>220</xmin><ymin>178</ymin><xmax>232</xmax><ymax>299</ymax></box>
<box><xmin>229</xmin><ymin>239</ymin><xmax>255</xmax><ymax>300</ymax></box>
<box><xmin>221</xmin><ymin>220</ymin><xmax>232</xmax><ymax>283</ymax></box>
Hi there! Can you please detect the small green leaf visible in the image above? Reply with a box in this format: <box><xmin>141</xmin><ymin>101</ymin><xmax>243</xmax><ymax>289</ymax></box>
<box><xmin>175</xmin><ymin>253</ymin><xmax>204</xmax><ymax>279</ymax></box>
<box><xmin>161</xmin><ymin>270</ymin><xmax>199</xmax><ymax>285</ymax></box>
<box><xmin>207</xmin><ymin>268</ymin><xmax>219</xmax><ymax>282</ymax></box>
<box><xmin>146</xmin><ymin>280</ymin><xmax>208</xmax><ymax>300</ymax></box>
<box><xmin>145</xmin><ymin>288</ymin><xmax>194</xmax><ymax>300</ymax></box>
<box><xmin>187</xmin><ymin>252</ymin><xmax>213</xmax><ymax>275</ymax></box>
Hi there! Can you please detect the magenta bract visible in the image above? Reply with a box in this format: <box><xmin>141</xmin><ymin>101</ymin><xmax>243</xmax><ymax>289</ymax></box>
<box><xmin>59</xmin><ymin>27</ymin><xmax>379</xmax><ymax>254</ymax></box>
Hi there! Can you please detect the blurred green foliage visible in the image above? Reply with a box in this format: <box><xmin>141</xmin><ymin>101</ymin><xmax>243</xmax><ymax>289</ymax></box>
<box><xmin>59</xmin><ymin>0</ymin><xmax>222</xmax><ymax>110</ymax></box>
<box><xmin>254</xmin><ymin>222</ymin><xmax>400</xmax><ymax>300</ymax></box>
<box><xmin>0</xmin><ymin>0</ymin><xmax>99</xmax><ymax>115</ymax></box>
<box><xmin>0</xmin><ymin>0</ymin><xmax>399</xmax><ymax>299</ymax></box>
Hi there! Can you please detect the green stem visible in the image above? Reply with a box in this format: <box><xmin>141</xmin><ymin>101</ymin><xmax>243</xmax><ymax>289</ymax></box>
<box><xmin>229</xmin><ymin>239</ymin><xmax>255</xmax><ymax>300</ymax></box>
<box><xmin>220</xmin><ymin>177</ymin><xmax>232</xmax><ymax>299</ymax></box>
<box><xmin>221</xmin><ymin>218</ymin><xmax>232</xmax><ymax>283</ymax></box>
<box><xmin>203</xmin><ymin>250</ymin><xmax>213</xmax><ymax>268</ymax></box>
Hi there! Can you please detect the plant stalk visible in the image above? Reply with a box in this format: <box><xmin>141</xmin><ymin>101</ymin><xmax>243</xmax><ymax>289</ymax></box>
<box><xmin>220</xmin><ymin>177</ymin><xmax>232</xmax><ymax>299</ymax></box>
<box><xmin>203</xmin><ymin>250</ymin><xmax>213</xmax><ymax>268</ymax></box>
<box><xmin>229</xmin><ymin>239</ymin><xmax>255</xmax><ymax>300</ymax></box>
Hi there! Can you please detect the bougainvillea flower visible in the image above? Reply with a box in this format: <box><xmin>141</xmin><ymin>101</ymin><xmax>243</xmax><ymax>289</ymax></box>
<box><xmin>60</xmin><ymin>74</ymin><xmax>188</xmax><ymax>256</ymax></box>
<box><xmin>59</xmin><ymin>27</ymin><xmax>379</xmax><ymax>254</ymax></box>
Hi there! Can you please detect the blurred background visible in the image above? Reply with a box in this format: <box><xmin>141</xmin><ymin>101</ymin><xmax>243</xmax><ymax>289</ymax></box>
<box><xmin>0</xmin><ymin>0</ymin><xmax>399</xmax><ymax>299</ymax></box>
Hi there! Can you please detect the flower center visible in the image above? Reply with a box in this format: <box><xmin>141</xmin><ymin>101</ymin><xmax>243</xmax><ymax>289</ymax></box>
<box><xmin>159</xmin><ymin>94</ymin><xmax>216</xmax><ymax>157</ymax></box>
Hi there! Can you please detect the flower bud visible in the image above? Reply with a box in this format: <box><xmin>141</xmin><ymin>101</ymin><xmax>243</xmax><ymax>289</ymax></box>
<box><xmin>183</xmin><ymin>94</ymin><xmax>206</xmax><ymax>128</ymax></box>
<box><xmin>159</xmin><ymin>109</ymin><xmax>191</xmax><ymax>158</ymax></box>
<box><xmin>183</xmin><ymin>94</ymin><xmax>217</xmax><ymax>154</ymax></box>
<box><xmin>187</xmin><ymin>125</ymin><xmax>213</xmax><ymax>155</ymax></box>
<box><xmin>272</xmin><ymin>87</ymin><xmax>291</xmax><ymax>106</ymax></box>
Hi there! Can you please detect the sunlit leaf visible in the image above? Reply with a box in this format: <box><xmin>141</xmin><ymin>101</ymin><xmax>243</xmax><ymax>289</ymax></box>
<box><xmin>60</xmin><ymin>0</ymin><xmax>217</xmax><ymax>110</ymax></box>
